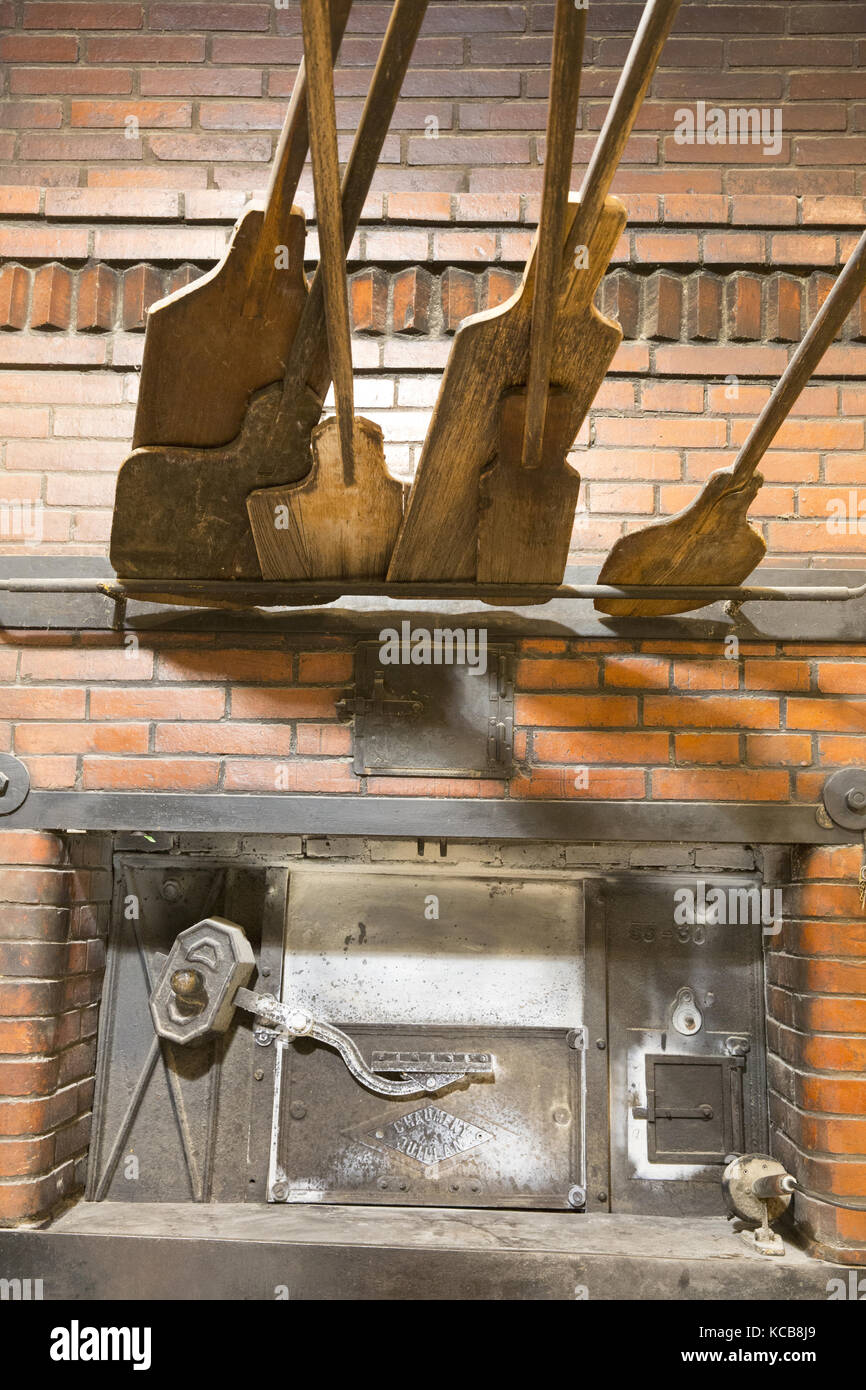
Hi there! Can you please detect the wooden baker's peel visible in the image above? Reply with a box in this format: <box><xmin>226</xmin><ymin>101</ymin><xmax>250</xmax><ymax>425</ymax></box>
<box><xmin>110</xmin><ymin>0</ymin><xmax>427</xmax><ymax>581</ymax></box>
<box><xmin>384</xmin><ymin>196</ymin><xmax>625</xmax><ymax>585</ymax></box>
<box><xmin>477</xmin><ymin>0</ymin><xmax>586</xmax><ymax>585</ymax></box>
<box><xmin>389</xmin><ymin>0</ymin><xmax>683</xmax><ymax>585</ymax></box>
<box><xmin>478</xmin><ymin>389</ymin><xmax>583</xmax><ymax>586</ymax></box>
<box><xmin>246</xmin><ymin>0</ymin><xmax>402</xmax><ymax>581</ymax></box>
<box><xmin>131</xmin><ymin>0</ymin><xmax>353</xmax><ymax>452</ymax></box>
<box><xmin>249</xmin><ymin>416</ymin><xmax>402</xmax><ymax>580</ymax></box>
<box><xmin>596</xmin><ymin>225</ymin><xmax>866</xmax><ymax>617</ymax></box>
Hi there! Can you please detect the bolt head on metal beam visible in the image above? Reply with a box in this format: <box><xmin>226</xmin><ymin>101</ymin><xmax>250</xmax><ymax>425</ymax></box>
<box><xmin>0</xmin><ymin>755</ymin><xmax>30</xmax><ymax>815</ymax></box>
<box><xmin>822</xmin><ymin>767</ymin><xmax>866</xmax><ymax>831</ymax></box>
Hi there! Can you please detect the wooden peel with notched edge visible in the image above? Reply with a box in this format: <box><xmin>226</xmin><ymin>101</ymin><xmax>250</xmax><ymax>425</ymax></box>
<box><xmin>596</xmin><ymin>226</ymin><xmax>866</xmax><ymax>618</ymax></box>
<box><xmin>110</xmin><ymin>0</ymin><xmax>428</xmax><ymax>581</ymax></box>
<box><xmin>388</xmin><ymin>0</ymin><xmax>684</xmax><ymax>585</ymax></box>
<box><xmin>131</xmin><ymin>0</ymin><xmax>353</xmax><ymax>452</ymax></box>
<box><xmin>476</xmin><ymin>0</ymin><xmax>586</xmax><ymax>586</ymax></box>
<box><xmin>245</xmin><ymin>0</ymin><xmax>403</xmax><ymax>582</ymax></box>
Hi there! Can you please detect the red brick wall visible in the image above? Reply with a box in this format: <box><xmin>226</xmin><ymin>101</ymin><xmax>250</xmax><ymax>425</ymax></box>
<box><xmin>770</xmin><ymin>844</ymin><xmax>866</xmax><ymax>1265</ymax></box>
<box><xmin>0</xmin><ymin>0</ymin><xmax>862</xmax><ymax>195</ymax></box>
<box><xmin>2</xmin><ymin>0</ymin><xmax>866</xmax><ymax>566</ymax></box>
<box><xmin>0</xmin><ymin>631</ymin><xmax>863</xmax><ymax>799</ymax></box>
<box><xmin>0</xmin><ymin>829</ymin><xmax>111</xmax><ymax>1224</ymax></box>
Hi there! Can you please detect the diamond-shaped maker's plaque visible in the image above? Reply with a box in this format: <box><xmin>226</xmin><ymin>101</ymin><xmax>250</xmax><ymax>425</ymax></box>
<box><xmin>364</xmin><ymin>1105</ymin><xmax>493</xmax><ymax>1168</ymax></box>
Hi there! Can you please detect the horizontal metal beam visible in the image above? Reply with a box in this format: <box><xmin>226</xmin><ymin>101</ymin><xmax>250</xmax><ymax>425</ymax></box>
<box><xmin>2</xmin><ymin>574</ymin><xmax>865</xmax><ymax>607</ymax></box>
<box><xmin>1</xmin><ymin>791</ymin><xmax>851</xmax><ymax>844</ymax></box>
<box><xmin>2</xmin><ymin>559</ymin><xmax>865</xmax><ymax>640</ymax></box>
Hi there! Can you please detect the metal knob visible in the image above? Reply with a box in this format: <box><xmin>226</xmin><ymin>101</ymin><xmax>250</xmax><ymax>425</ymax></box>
<box><xmin>170</xmin><ymin>968</ymin><xmax>207</xmax><ymax>1015</ymax></box>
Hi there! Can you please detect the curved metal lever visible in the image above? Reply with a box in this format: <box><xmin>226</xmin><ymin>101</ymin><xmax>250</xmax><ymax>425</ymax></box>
<box><xmin>235</xmin><ymin>988</ymin><xmax>494</xmax><ymax>1099</ymax></box>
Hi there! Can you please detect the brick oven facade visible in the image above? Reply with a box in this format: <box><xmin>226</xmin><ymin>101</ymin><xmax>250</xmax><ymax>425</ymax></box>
<box><xmin>1</xmin><ymin>634</ymin><xmax>865</xmax><ymax>1266</ymax></box>
<box><xmin>1</xmin><ymin>0</ymin><xmax>866</xmax><ymax>1283</ymax></box>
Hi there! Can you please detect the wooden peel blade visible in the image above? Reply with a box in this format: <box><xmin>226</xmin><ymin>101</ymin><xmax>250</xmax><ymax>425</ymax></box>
<box><xmin>477</xmin><ymin>0</ymin><xmax>585</xmax><ymax>585</ymax></box>
<box><xmin>596</xmin><ymin>225</ymin><xmax>866</xmax><ymax>618</ymax></box>
<box><xmin>248</xmin><ymin>418</ymin><xmax>402</xmax><ymax>580</ymax></box>
<box><xmin>386</xmin><ymin>197</ymin><xmax>625</xmax><ymax>584</ymax></box>
<box><xmin>389</xmin><ymin>0</ymin><xmax>683</xmax><ymax>584</ymax></box>
<box><xmin>478</xmin><ymin>391</ymin><xmax>582</xmax><ymax>586</ymax></box>
<box><xmin>131</xmin><ymin>0</ymin><xmax>353</xmax><ymax>452</ymax></box>
<box><xmin>110</xmin><ymin>0</ymin><xmax>427</xmax><ymax>581</ymax></box>
<box><xmin>245</xmin><ymin>0</ymin><xmax>403</xmax><ymax>581</ymax></box>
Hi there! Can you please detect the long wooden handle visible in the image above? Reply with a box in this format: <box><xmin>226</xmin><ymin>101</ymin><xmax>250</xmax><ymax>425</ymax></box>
<box><xmin>273</xmin><ymin>0</ymin><xmax>429</xmax><ymax>438</ymax></box>
<box><xmin>252</xmin><ymin>0</ymin><xmax>353</xmax><ymax>287</ymax></box>
<box><xmin>333</xmin><ymin>0</ymin><xmax>429</xmax><ymax>271</ymax></box>
<box><xmin>564</xmin><ymin>0</ymin><xmax>682</xmax><ymax>268</ymax></box>
<box><xmin>732</xmin><ymin>227</ymin><xmax>866</xmax><ymax>486</ymax></box>
<box><xmin>301</xmin><ymin>0</ymin><xmax>356</xmax><ymax>484</ymax></box>
<box><xmin>521</xmin><ymin>0</ymin><xmax>587</xmax><ymax>471</ymax></box>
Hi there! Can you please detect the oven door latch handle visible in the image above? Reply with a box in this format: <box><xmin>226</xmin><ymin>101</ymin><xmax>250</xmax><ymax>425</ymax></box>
<box><xmin>632</xmin><ymin>1100</ymin><xmax>715</xmax><ymax>1123</ymax></box>
<box><xmin>149</xmin><ymin>916</ymin><xmax>495</xmax><ymax>1100</ymax></box>
<box><xmin>235</xmin><ymin>987</ymin><xmax>494</xmax><ymax>1098</ymax></box>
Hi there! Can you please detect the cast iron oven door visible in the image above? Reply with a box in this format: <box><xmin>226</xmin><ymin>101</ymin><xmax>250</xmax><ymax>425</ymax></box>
<box><xmin>88</xmin><ymin>860</ymin><xmax>586</xmax><ymax>1210</ymax></box>
<box><xmin>272</xmin><ymin>867</ymin><xmax>587</xmax><ymax>1210</ymax></box>
<box><xmin>270</xmin><ymin>1025</ymin><xmax>585</xmax><ymax>1209</ymax></box>
<box><xmin>634</xmin><ymin>1052</ymin><xmax>746</xmax><ymax>1165</ymax></box>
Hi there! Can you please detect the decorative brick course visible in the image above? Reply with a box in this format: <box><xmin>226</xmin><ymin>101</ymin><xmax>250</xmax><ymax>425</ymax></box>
<box><xmin>2</xmin><ymin>204</ymin><xmax>866</xmax><ymax>568</ymax></box>
<box><xmin>76</xmin><ymin>261</ymin><xmax>117</xmax><ymax>331</ymax></box>
<box><xmin>348</xmin><ymin>266</ymin><xmax>388</xmax><ymax>336</ymax></box>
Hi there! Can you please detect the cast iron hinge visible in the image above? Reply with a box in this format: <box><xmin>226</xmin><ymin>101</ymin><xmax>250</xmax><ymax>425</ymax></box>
<box><xmin>487</xmin><ymin>650</ymin><xmax>514</xmax><ymax>766</ymax></box>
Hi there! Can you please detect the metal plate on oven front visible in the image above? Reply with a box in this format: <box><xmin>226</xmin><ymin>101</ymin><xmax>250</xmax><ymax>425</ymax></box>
<box><xmin>87</xmin><ymin>858</ymin><xmax>286</xmax><ymax>1206</ymax></box>
<box><xmin>270</xmin><ymin>1025</ymin><xmax>584</xmax><ymax>1211</ymax></box>
<box><xmin>347</xmin><ymin>641</ymin><xmax>515</xmax><ymax>777</ymax></box>
<box><xmin>283</xmin><ymin>869</ymin><xmax>585</xmax><ymax>1030</ymax></box>
<box><xmin>598</xmin><ymin>875</ymin><xmax>768</xmax><ymax>1217</ymax></box>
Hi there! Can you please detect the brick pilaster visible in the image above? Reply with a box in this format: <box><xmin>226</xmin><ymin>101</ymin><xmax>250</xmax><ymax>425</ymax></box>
<box><xmin>0</xmin><ymin>829</ymin><xmax>111</xmax><ymax>1226</ymax></box>
<box><xmin>767</xmin><ymin>844</ymin><xmax>866</xmax><ymax>1265</ymax></box>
